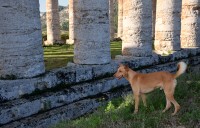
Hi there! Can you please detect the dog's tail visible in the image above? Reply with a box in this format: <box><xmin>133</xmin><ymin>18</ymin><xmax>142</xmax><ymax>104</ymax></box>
<box><xmin>173</xmin><ymin>62</ymin><xmax>187</xmax><ymax>78</ymax></box>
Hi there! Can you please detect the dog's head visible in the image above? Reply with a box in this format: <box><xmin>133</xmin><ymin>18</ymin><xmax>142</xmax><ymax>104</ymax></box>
<box><xmin>114</xmin><ymin>64</ymin><xmax>129</xmax><ymax>79</ymax></box>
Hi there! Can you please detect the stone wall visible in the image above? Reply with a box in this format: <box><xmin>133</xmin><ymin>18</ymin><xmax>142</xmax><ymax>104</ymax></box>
<box><xmin>0</xmin><ymin>48</ymin><xmax>200</xmax><ymax>127</ymax></box>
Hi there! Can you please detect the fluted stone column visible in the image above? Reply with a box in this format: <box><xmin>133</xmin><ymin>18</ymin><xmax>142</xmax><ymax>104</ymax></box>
<box><xmin>181</xmin><ymin>0</ymin><xmax>200</xmax><ymax>47</ymax></box>
<box><xmin>0</xmin><ymin>0</ymin><xmax>45</xmax><ymax>78</ymax></box>
<box><xmin>109</xmin><ymin>0</ymin><xmax>115</xmax><ymax>41</ymax></box>
<box><xmin>67</xmin><ymin>0</ymin><xmax>74</xmax><ymax>45</ymax></box>
<box><xmin>118</xmin><ymin>0</ymin><xmax>123</xmax><ymax>39</ymax></box>
<box><xmin>73</xmin><ymin>0</ymin><xmax>111</xmax><ymax>64</ymax></box>
<box><xmin>152</xmin><ymin>0</ymin><xmax>157</xmax><ymax>40</ymax></box>
<box><xmin>45</xmin><ymin>0</ymin><xmax>61</xmax><ymax>45</ymax></box>
<box><xmin>122</xmin><ymin>0</ymin><xmax>152</xmax><ymax>57</ymax></box>
<box><xmin>155</xmin><ymin>0</ymin><xmax>181</xmax><ymax>51</ymax></box>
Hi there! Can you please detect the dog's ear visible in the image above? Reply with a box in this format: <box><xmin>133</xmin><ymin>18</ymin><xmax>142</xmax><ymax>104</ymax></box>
<box><xmin>124</xmin><ymin>64</ymin><xmax>129</xmax><ymax>72</ymax></box>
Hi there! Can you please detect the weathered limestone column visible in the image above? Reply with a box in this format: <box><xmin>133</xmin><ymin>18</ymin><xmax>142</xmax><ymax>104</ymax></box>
<box><xmin>181</xmin><ymin>0</ymin><xmax>200</xmax><ymax>47</ymax></box>
<box><xmin>152</xmin><ymin>0</ymin><xmax>157</xmax><ymax>40</ymax></box>
<box><xmin>45</xmin><ymin>0</ymin><xmax>61</xmax><ymax>45</ymax></box>
<box><xmin>155</xmin><ymin>0</ymin><xmax>181</xmax><ymax>51</ymax></box>
<box><xmin>0</xmin><ymin>0</ymin><xmax>45</xmax><ymax>78</ymax></box>
<box><xmin>73</xmin><ymin>0</ymin><xmax>111</xmax><ymax>64</ymax></box>
<box><xmin>122</xmin><ymin>0</ymin><xmax>152</xmax><ymax>57</ymax></box>
<box><xmin>67</xmin><ymin>0</ymin><xmax>74</xmax><ymax>45</ymax></box>
<box><xmin>118</xmin><ymin>0</ymin><xmax>123</xmax><ymax>39</ymax></box>
<box><xmin>109</xmin><ymin>0</ymin><xmax>115</xmax><ymax>41</ymax></box>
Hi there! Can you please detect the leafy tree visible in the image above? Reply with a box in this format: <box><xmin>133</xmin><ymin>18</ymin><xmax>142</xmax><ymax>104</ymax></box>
<box><xmin>61</xmin><ymin>21</ymin><xmax>69</xmax><ymax>31</ymax></box>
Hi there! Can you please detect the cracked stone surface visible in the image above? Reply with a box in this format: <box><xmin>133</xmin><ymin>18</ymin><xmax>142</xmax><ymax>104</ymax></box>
<box><xmin>72</xmin><ymin>0</ymin><xmax>111</xmax><ymax>64</ymax></box>
<box><xmin>0</xmin><ymin>0</ymin><xmax>45</xmax><ymax>78</ymax></box>
<box><xmin>45</xmin><ymin>0</ymin><xmax>61</xmax><ymax>45</ymax></box>
<box><xmin>152</xmin><ymin>0</ymin><xmax>157</xmax><ymax>39</ymax></box>
<box><xmin>1</xmin><ymin>88</ymin><xmax>131</xmax><ymax>128</ymax></box>
<box><xmin>67</xmin><ymin>0</ymin><xmax>75</xmax><ymax>45</ymax></box>
<box><xmin>155</xmin><ymin>0</ymin><xmax>181</xmax><ymax>51</ymax></box>
<box><xmin>181</xmin><ymin>0</ymin><xmax>200</xmax><ymax>47</ymax></box>
<box><xmin>122</xmin><ymin>0</ymin><xmax>152</xmax><ymax>57</ymax></box>
<box><xmin>109</xmin><ymin>0</ymin><xmax>115</xmax><ymax>41</ymax></box>
<box><xmin>117</xmin><ymin>0</ymin><xmax>123</xmax><ymax>38</ymax></box>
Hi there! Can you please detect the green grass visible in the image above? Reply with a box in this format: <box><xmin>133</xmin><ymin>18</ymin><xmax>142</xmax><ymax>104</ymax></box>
<box><xmin>52</xmin><ymin>73</ymin><xmax>200</xmax><ymax>128</ymax></box>
<box><xmin>44</xmin><ymin>41</ymin><xmax>122</xmax><ymax>70</ymax></box>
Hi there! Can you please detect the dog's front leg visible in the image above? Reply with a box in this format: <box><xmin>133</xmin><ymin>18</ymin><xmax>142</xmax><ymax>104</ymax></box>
<box><xmin>134</xmin><ymin>94</ymin><xmax>140</xmax><ymax>114</ymax></box>
<box><xmin>141</xmin><ymin>93</ymin><xmax>147</xmax><ymax>107</ymax></box>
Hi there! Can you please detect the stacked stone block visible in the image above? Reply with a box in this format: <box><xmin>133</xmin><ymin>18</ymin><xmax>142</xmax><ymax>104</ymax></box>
<box><xmin>118</xmin><ymin>0</ymin><xmax>123</xmax><ymax>39</ymax></box>
<box><xmin>155</xmin><ymin>0</ymin><xmax>181</xmax><ymax>51</ymax></box>
<box><xmin>152</xmin><ymin>0</ymin><xmax>157</xmax><ymax>40</ymax></box>
<box><xmin>109</xmin><ymin>0</ymin><xmax>115</xmax><ymax>41</ymax></box>
<box><xmin>181</xmin><ymin>0</ymin><xmax>200</xmax><ymax>47</ymax></box>
<box><xmin>122</xmin><ymin>0</ymin><xmax>152</xmax><ymax>57</ymax></box>
<box><xmin>0</xmin><ymin>0</ymin><xmax>45</xmax><ymax>78</ymax></box>
<box><xmin>73</xmin><ymin>0</ymin><xmax>111</xmax><ymax>64</ymax></box>
<box><xmin>67</xmin><ymin>0</ymin><xmax>75</xmax><ymax>45</ymax></box>
<box><xmin>45</xmin><ymin>0</ymin><xmax>61</xmax><ymax>45</ymax></box>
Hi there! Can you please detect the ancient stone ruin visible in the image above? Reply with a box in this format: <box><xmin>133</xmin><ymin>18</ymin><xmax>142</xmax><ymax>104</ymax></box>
<box><xmin>0</xmin><ymin>0</ymin><xmax>200</xmax><ymax>127</ymax></box>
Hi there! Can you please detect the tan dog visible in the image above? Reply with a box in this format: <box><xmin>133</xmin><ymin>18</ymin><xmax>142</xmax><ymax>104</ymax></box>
<box><xmin>114</xmin><ymin>62</ymin><xmax>187</xmax><ymax>115</ymax></box>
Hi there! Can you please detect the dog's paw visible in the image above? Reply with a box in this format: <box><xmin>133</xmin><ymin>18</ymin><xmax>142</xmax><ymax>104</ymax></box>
<box><xmin>171</xmin><ymin>112</ymin><xmax>177</xmax><ymax>116</ymax></box>
<box><xmin>162</xmin><ymin>110</ymin><xmax>166</xmax><ymax>113</ymax></box>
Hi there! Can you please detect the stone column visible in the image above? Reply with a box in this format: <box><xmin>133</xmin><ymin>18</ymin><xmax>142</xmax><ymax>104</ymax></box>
<box><xmin>72</xmin><ymin>0</ymin><xmax>111</xmax><ymax>64</ymax></box>
<box><xmin>118</xmin><ymin>0</ymin><xmax>123</xmax><ymax>39</ymax></box>
<box><xmin>67</xmin><ymin>0</ymin><xmax>74</xmax><ymax>45</ymax></box>
<box><xmin>152</xmin><ymin>0</ymin><xmax>157</xmax><ymax>40</ymax></box>
<box><xmin>181</xmin><ymin>0</ymin><xmax>200</xmax><ymax>47</ymax></box>
<box><xmin>0</xmin><ymin>0</ymin><xmax>45</xmax><ymax>78</ymax></box>
<box><xmin>45</xmin><ymin>0</ymin><xmax>61</xmax><ymax>45</ymax></box>
<box><xmin>155</xmin><ymin>0</ymin><xmax>181</xmax><ymax>51</ymax></box>
<box><xmin>109</xmin><ymin>0</ymin><xmax>115</xmax><ymax>41</ymax></box>
<box><xmin>122</xmin><ymin>0</ymin><xmax>152</xmax><ymax>57</ymax></box>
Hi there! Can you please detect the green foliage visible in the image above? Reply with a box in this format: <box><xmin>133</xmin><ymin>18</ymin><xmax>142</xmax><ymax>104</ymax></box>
<box><xmin>52</xmin><ymin>73</ymin><xmax>200</xmax><ymax>128</ymax></box>
<box><xmin>61</xmin><ymin>21</ymin><xmax>69</xmax><ymax>31</ymax></box>
<box><xmin>42</xmin><ymin>24</ymin><xmax>47</xmax><ymax>31</ymax></box>
<box><xmin>42</xmin><ymin>32</ymin><xmax>47</xmax><ymax>42</ymax></box>
<box><xmin>42</xmin><ymin>31</ymin><xmax>69</xmax><ymax>44</ymax></box>
<box><xmin>105</xmin><ymin>101</ymin><xmax>116</xmax><ymax>113</ymax></box>
<box><xmin>61</xmin><ymin>31</ymin><xmax>69</xmax><ymax>41</ymax></box>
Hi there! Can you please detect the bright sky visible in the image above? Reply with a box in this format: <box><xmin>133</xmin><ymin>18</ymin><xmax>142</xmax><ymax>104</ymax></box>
<box><xmin>39</xmin><ymin>0</ymin><xmax>69</xmax><ymax>12</ymax></box>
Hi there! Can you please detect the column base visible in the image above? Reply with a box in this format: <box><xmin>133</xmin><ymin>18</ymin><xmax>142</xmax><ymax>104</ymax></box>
<box><xmin>43</xmin><ymin>40</ymin><xmax>64</xmax><ymax>46</ymax></box>
<box><xmin>66</xmin><ymin>39</ymin><xmax>74</xmax><ymax>45</ymax></box>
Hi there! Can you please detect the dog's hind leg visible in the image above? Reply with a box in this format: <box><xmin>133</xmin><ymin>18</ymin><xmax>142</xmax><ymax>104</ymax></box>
<box><xmin>141</xmin><ymin>93</ymin><xmax>147</xmax><ymax>107</ymax></box>
<box><xmin>164</xmin><ymin>80</ymin><xmax>180</xmax><ymax>115</ymax></box>
<box><xmin>165</xmin><ymin>93</ymin><xmax>180</xmax><ymax>115</ymax></box>
<box><xmin>162</xmin><ymin>97</ymin><xmax>172</xmax><ymax>113</ymax></box>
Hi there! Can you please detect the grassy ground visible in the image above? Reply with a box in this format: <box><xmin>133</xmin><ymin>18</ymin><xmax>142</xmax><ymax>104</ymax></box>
<box><xmin>52</xmin><ymin>73</ymin><xmax>200</xmax><ymax>128</ymax></box>
<box><xmin>44</xmin><ymin>41</ymin><xmax>122</xmax><ymax>70</ymax></box>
